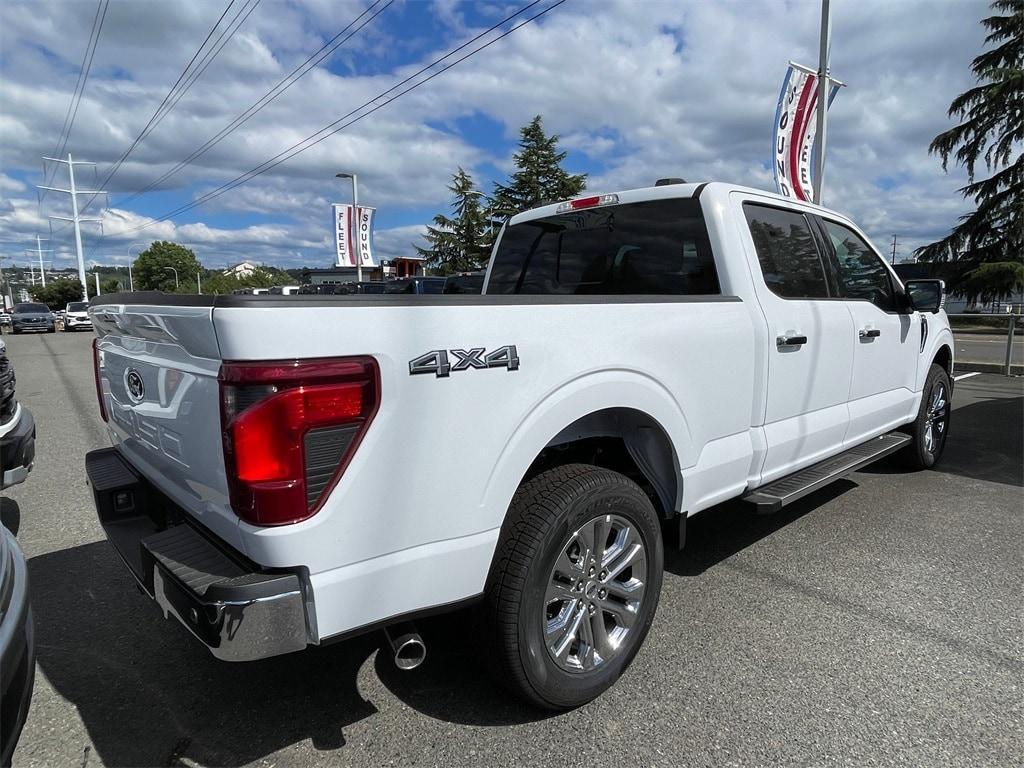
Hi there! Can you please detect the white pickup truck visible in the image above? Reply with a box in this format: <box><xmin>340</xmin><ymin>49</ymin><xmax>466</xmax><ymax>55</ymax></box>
<box><xmin>86</xmin><ymin>182</ymin><xmax>953</xmax><ymax>709</ymax></box>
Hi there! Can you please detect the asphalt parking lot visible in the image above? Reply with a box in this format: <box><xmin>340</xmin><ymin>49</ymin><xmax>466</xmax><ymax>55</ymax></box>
<box><xmin>2</xmin><ymin>330</ymin><xmax>1021</xmax><ymax>768</ymax></box>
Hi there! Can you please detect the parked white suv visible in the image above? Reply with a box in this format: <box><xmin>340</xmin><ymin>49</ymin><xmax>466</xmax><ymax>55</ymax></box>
<box><xmin>63</xmin><ymin>301</ymin><xmax>92</xmax><ymax>332</ymax></box>
<box><xmin>85</xmin><ymin>182</ymin><xmax>953</xmax><ymax>709</ymax></box>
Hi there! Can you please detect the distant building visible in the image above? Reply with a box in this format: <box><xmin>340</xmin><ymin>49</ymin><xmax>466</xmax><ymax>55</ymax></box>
<box><xmin>223</xmin><ymin>261</ymin><xmax>260</xmax><ymax>278</ymax></box>
<box><xmin>385</xmin><ymin>255</ymin><xmax>426</xmax><ymax>279</ymax></box>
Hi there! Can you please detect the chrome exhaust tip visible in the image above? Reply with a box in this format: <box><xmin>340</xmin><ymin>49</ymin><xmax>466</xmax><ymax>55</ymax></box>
<box><xmin>384</xmin><ymin>622</ymin><xmax>426</xmax><ymax>670</ymax></box>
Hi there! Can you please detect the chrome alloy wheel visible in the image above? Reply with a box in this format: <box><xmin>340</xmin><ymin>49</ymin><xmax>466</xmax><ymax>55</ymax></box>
<box><xmin>923</xmin><ymin>381</ymin><xmax>949</xmax><ymax>456</ymax></box>
<box><xmin>543</xmin><ymin>513</ymin><xmax>648</xmax><ymax>672</ymax></box>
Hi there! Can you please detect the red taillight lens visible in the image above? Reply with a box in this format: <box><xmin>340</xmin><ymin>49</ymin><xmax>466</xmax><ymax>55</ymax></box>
<box><xmin>92</xmin><ymin>338</ymin><xmax>108</xmax><ymax>422</ymax></box>
<box><xmin>219</xmin><ymin>357</ymin><xmax>379</xmax><ymax>526</ymax></box>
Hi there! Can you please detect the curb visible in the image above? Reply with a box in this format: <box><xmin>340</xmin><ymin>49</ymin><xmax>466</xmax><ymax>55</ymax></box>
<box><xmin>955</xmin><ymin>361</ymin><xmax>1023</xmax><ymax>376</ymax></box>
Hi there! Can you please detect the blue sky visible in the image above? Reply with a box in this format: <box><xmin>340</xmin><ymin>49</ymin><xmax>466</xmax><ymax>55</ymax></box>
<box><xmin>0</xmin><ymin>0</ymin><xmax>988</xmax><ymax>269</ymax></box>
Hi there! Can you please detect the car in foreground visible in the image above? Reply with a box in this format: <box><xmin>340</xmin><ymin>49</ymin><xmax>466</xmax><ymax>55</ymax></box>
<box><xmin>85</xmin><ymin>181</ymin><xmax>953</xmax><ymax>709</ymax></box>
<box><xmin>63</xmin><ymin>301</ymin><xmax>92</xmax><ymax>332</ymax></box>
<box><xmin>10</xmin><ymin>304</ymin><xmax>54</xmax><ymax>335</ymax></box>
<box><xmin>0</xmin><ymin>340</ymin><xmax>34</xmax><ymax>491</ymax></box>
<box><xmin>0</xmin><ymin>521</ymin><xmax>34</xmax><ymax>768</ymax></box>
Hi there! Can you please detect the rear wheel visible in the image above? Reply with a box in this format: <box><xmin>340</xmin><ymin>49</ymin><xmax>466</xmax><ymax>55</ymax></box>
<box><xmin>902</xmin><ymin>363</ymin><xmax>952</xmax><ymax>469</ymax></box>
<box><xmin>485</xmin><ymin>464</ymin><xmax>663</xmax><ymax>709</ymax></box>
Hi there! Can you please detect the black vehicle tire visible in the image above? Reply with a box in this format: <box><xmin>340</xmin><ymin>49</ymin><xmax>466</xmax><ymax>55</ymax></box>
<box><xmin>484</xmin><ymin>464</ymin><xmax>663</xmax><ymax>710</ymax></box>
<box><xmin>900</xmin><ymin>363</ymin><xmax>952</xmax><ymax>470</ymax></box>
<box><xmin>12</xmin><ymin>328</ymin><xmax>20</xmax><ymax>335</ymax></box>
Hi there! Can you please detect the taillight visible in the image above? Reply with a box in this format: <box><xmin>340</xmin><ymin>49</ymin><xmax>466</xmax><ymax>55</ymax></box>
<box><xmin>92</xmin><ymin>338</ymin><xmax>108</xmax><ymax>422</ymax></box>
<box><xmin>219</xmin><ymin>357</ymin><xmax>379</xmax><ymax>526</ymax></box>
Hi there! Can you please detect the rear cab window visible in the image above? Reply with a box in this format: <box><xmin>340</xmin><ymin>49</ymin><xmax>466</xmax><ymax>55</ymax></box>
<box><xmin>743</xmin><ymin>203</ymin><xmax>831</xmax><ymax>299</ymax></box>
<box><xmin>486</xmin><ymin>198</ymin><xmax>720</xmax><ymax>295</ymax></box>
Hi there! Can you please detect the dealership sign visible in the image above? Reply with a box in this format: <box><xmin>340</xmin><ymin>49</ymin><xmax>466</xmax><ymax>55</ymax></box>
<box><xmin>773</xmin><ymin>63</ymin><xmax>840</xmax><ymax>202</ymax></box>
<box><xmin>332</xmin><ymin>204</ymin><xmax>378</xmax><ymax>267</ymax></box>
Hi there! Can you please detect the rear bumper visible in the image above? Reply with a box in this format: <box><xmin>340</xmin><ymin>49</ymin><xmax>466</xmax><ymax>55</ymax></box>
<box><xmin>0</xmin><ymin>407</ymin><xmax>35</xmax><ymax>490</ymax></box>
<box><xmin>0</xmin><ymin>527</ymin><xmax>35</xmax><ymax>768</ymax></box>
<box><xmin>85</xmin><ymin>447</ymin><xmax>310</xmax><ymax>662</ymax></box>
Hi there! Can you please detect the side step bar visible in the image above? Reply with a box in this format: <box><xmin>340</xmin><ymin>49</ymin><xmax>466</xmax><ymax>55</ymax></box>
<box><xmin>743</xmin><ymin>433</ymin><xmax>912</xmax><ymax>513</ymax></box>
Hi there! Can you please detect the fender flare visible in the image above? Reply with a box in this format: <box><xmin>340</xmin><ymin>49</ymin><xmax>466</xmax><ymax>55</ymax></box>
<box><xmin>477</xmin><ymin>368</ymin><xmax>693</xmax><ymax>532</ymax></box>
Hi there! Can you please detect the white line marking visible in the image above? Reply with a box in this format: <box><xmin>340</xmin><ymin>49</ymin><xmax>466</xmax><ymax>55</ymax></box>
<box><xmin>954</xmin><ymin>372</ymin><xmax>982</xmax><ymax>381</ymax></box>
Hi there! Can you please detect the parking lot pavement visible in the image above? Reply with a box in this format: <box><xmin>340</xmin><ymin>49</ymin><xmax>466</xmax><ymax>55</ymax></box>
<box><xmin>2</xmin><ymin>330</ymin><xmax>1021</xmax><ymax>768</ymax></box>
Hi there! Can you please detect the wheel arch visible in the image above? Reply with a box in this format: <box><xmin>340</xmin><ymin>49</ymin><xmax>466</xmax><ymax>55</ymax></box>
<box><xmin>479</xmin><ymin>371</ymin><xmax>693</xmax><ymax>529</ymax></box>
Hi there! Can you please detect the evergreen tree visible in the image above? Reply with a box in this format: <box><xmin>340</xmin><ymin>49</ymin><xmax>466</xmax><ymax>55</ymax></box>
<box><xmin>416</xmin><ymin>168</ymin><xmax>492</xmax><ymax>274</ymax></box>
<box><xmin>914</xmin><ymin>0</ymin><xmax>1023</xmax><ymax>302</ymax></box>
<box><xmin>492</xmin><ymin>115</ymin><xmax>586</xmax><ymax>218</ymax></box>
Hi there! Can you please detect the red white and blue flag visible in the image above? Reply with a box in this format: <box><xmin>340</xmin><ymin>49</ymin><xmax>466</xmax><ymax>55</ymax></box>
<box><xmin>773</xmin><ymin>64</ymin><xmax>840</xmax><ymax>202</ymax></box>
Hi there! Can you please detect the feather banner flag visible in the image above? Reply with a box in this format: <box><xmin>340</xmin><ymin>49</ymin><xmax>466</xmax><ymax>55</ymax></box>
<box><xmin>773</xmin><ymin>63</ymin><xmax>841</xmax><ymax>202</ymax></box>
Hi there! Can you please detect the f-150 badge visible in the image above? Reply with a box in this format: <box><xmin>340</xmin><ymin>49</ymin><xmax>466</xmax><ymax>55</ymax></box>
<box><xmin>409</xmin><ymin>346</ymin><xmax>519</xmax><ymax>378</ymax></box>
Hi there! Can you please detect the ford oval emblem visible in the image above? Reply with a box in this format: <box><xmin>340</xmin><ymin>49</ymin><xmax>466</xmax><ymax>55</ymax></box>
<box><xmin>124</xmin><ymin>368</ymin><xmax>146</xmax><ymax>404</ymax></box>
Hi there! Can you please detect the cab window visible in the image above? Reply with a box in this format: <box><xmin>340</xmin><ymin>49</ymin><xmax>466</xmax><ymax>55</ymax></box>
<box><xmin>743</xmin><ymin>204</ymin><xmax>830</xmax><ymax>299</ymax></box>
<box><xmin>821</xmin><ymin>220</ymin><xmax>898</xmax><ymax>312</ymax></box>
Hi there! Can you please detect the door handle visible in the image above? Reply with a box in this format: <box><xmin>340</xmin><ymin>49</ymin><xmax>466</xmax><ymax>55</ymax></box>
<box><xmin>776</xmin><ymin>334</ymin><xmax>808</xmax><ymax>347</ymax></box>
<box><xmin>859</xmin><ymin>328</ymin><xmax>881</xmax><ymax>339</ymax></box>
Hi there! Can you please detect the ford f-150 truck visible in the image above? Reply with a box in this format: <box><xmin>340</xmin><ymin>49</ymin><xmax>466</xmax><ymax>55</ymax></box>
<box><xmin>85</xmin><ymin>182</ymin><xmax>953</xmax><ymax>709</ymax></box>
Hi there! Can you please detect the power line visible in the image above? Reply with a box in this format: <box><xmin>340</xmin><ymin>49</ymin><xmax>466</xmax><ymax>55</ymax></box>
<box><xmin>42</xmin><ymin>0</ymin><xmax>109</xmax><ymax>199</ymax></box>
<box><xmin>114</xmin><ymin>0</ymin><xmax>566</xmax><ymax>236</ymax></box>
<box><xmin>81</xmin><ymin>0</ymin><xmax>261</xmax><ymax>212</ymax></box>
<box><xmin>120</xmin><ymin>0</ymin><xmax>395</xmax><ymax>206</ymax></box>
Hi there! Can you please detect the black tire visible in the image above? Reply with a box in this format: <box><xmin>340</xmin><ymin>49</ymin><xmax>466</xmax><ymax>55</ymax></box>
<box><xmin>901</xmin><ymin>363</ymin><xmax>952</xmax><ymax>469</ymax></box>
<box><xmin>484</xmin><ymin>464</ymin><xmax>664</xmax><ymax>710</ymax></box>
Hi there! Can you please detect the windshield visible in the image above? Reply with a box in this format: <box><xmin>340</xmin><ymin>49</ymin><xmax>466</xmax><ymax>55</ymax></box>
<box><xmin>67</xmin><ymin>302</ymin><xmax>89</xmax><ymax>312</ymax></box>
<box><xmin>13</xmin><ymin>303</ymin><xmax>49</xmax><ymax>314</ymax></box>
<box><xmin>486</xmin><ymin>198</ymin><xmax>719</xmax><ymax>296</ymax></box>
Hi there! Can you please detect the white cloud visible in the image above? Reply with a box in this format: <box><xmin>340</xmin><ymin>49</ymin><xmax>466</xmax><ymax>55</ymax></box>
<box><xmin>0</xmin><ymin>0</ymin><xmax>991</xmax><ymax>267</ymax></box>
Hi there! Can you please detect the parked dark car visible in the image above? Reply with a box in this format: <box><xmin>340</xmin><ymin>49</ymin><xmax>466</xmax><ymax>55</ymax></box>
<box><xmin>443</xmin><ymin>272</ymin><xmax>486</xmax><ymax>294</ymax></box>
<box><xmin>335</xmin><ymin>281</ymin><xmax>386</xmax><ymax>295</ymax></box>
<box><xmin>384</xmin><ymin>277</ymin><xmax>446</xmax><ymax>294</ymax></box>
<box><xmin>10</xmin><ymin>304</ymin><xmax>54</xmax><ymax>334</ymax></box>
<box><xmin>0</xmin><ymin>521</ymin><xmax>34</xmax><ymax>767</ymax></box>
<box><xmin>1</xmin><ymin>340</ymin><xmax>35</xmax><ymax>490</ymax></box>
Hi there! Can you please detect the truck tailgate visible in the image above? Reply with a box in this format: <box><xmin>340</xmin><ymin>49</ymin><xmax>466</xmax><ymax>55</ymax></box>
<box><xmin>90</xmin><ymin>302</ymin><xmax>242</xmax><ymax>552</ymax></box>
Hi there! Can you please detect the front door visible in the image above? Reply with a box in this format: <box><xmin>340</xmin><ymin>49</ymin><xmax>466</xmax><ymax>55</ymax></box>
<box><xmin>737</xmin><ymin>198</ymin><xmax>855</xmax><ymax>484</ymax></box>
<box><xmin>816</xmin><ymin>217</ymin><xmax>918</xmax><ymax>445</ymax></box>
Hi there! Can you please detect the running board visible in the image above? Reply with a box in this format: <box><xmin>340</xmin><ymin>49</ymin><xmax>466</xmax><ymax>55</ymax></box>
<box><xmin>743</xmin><ymin>433</ymin><xmax>911</xmax><ymax>513</ymax></box>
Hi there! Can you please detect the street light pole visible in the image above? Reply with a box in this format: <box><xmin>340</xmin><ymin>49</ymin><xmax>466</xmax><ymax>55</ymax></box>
<box><xmin>336</xmin><ymin>172</ymin><xmax>361</xmax><ymax>282</ymax></box>
<box><xmin>164</xmin><ymin>267</ymin><xmax>179</xmax><ymax>290</ymax></box>
<box><xmin>811</xmin><ymin>0</ymin><xmax>833</xmax><ymax>205</ymax></box>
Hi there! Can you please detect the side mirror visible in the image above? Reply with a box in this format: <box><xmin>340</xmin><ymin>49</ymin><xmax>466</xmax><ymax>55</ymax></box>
<box><xmin>904</xmin><ymin>279</ymin><xmax>945</xmax><ymax>314</ymax></box>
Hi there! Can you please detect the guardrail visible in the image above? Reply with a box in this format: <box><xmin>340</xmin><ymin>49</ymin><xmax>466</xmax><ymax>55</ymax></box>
<box><xmin>947</xmin><ymin>313</ymin><xmax>1021</xmax><ymax>376</ymax></box>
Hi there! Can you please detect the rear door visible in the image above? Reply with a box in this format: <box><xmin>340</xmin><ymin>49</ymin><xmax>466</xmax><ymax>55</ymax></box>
<box><xmin>91</xmin><ymin>303</ymin><xmax>240</xmax><ymax>549</ymax></box>
<box><xmin>815</xmin><ymin>216</ymin><xmax>918</xmax><ymax>444</ymax></box>
<box><xmin>736</xmin><ymin>197</ymin><xmax>855</xmax><ymax>483</ymax></box>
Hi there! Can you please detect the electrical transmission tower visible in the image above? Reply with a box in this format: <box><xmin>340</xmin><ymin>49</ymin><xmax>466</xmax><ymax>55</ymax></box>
<box><xmin>25</xmin><ymin>236</ymin><xmax>54</xmax><ymax>288</ymax></box>
<box><xmin>38</xmin><ymin>154</ymin><xmax>106</xmax><ymax>301</ymax></box>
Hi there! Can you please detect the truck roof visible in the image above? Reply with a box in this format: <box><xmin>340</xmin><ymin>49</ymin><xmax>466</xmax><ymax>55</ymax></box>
<box><xmin>508</xmin><ymin>181</ymin><xmax>852</xmax><ymax>226</ymax></box>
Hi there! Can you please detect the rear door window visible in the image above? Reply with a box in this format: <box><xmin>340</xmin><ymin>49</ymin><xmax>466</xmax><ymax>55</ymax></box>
<box><xmin>486</xmin><ymin>198</ymin><xmax>719</xmax><ymax>295</ymax></box>
<box><xmin>820</xmin><ymin>219</ymin><xmax>898</xmax><ymax>312</ymax></box>
<box><xmin>743</xmin><ymin>203</ymin><xmax>831</xmax><ymax>299</ymax></box>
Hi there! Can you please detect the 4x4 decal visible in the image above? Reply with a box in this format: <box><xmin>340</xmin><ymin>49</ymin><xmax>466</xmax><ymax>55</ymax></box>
<box><xmin>409</xmin><ymin>345</ymin><xmax>519</xmax><ymax>378</ymax></box>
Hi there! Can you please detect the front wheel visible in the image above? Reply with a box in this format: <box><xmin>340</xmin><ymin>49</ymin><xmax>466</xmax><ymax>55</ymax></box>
<box><xmin>485</xmin><ymin>464</ymin><xmax>663</xmax><ymax>709</ymax></box>
<box><xmin>902</xmin><ymin>363</ymin><xmax>952</xmax><ymax>469</ymax></box>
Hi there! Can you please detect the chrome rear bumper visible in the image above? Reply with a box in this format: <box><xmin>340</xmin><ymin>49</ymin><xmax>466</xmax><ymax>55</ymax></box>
<box><xmin>85</xmin><ymin>447</ymin><xmax>310</xmax><ymax>662</ymax></box>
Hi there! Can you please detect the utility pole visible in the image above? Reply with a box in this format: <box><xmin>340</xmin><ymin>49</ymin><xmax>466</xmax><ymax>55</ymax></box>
<box><xmin>94</xmin><ymin>271</ymin><xmax>101</xmax><ymax>296</ymax></box>
<box><xmin>38</xmin><ymin>154</ymin><xmax>106</xmax><ymax>301</ymax></box>
<box><xmin>891</xmin><ymin>234</ymin><xmax>898</xmax><ymax>265</ymax></box>
<box><xmin>25</xmin><ymin>237</ymin><xmax>53</xmax><ymax>288</ymax></box>
<box><xmin>197</xmin><ymin>271</ymin><xmax>202</xmax><ymax>295</ymax></box>
<box><xmin>811</xmin><ymin>0</ymin><xmax>832</xmax><ymax>205</ymax></box>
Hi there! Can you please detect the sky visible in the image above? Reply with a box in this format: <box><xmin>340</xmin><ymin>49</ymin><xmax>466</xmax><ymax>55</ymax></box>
<box><xmin>0</xmin><ymin>0</ymin><xmax>991</xmax><ymax>271</ymax></box>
